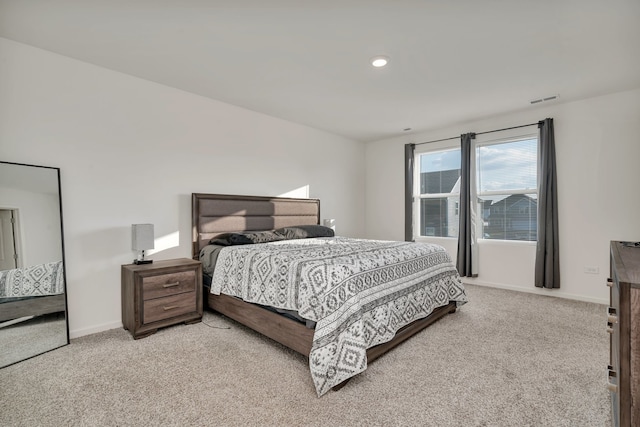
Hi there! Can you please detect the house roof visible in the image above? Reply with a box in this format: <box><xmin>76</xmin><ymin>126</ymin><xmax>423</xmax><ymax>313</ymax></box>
<box><xmin>421</xmin><ymin>170</ymin><xmax>460</xmax><ymax>194</ymax></box>
<box><xmin>486</xmin><ymin>194</ymin><xmax>537</xmax><ymax>209</ymax></box>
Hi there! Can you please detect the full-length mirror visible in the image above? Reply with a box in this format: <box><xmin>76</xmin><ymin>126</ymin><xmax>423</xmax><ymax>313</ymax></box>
<box><xmin>0</xmin><ymin>161</ymin><xmax>69</xmax><ymax>368</ymax></box>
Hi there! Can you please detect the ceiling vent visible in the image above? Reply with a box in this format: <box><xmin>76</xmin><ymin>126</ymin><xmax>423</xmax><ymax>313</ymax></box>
<box><xmin>530</xmin><ymin>94</ymin><xmax>560</xmax><ymax>105</ymax></box>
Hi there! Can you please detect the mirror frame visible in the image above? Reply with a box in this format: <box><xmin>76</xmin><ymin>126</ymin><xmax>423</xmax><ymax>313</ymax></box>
<box><xmin>0</xmin><ymin>160</ymin><xmax>69</xmax><ymax>367</ymax></box>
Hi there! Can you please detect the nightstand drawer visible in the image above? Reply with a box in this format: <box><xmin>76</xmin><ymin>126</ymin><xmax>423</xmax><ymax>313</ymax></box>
<box><xmin>143</xmin><ymin>291</ymin><xmax>196</xmax><ymax>324</ymax></box>
<box><xmin>122</xmin><ymin>258</ymin><xmax>203</xmax><ymax>339</ymax></box>
<box><xmin>141</xmin><ymin>270</ymin><xmax>196</xmax><ymax>300</ymax></box>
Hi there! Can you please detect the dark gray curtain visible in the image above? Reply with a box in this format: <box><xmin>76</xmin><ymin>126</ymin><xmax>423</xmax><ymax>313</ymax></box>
<box><xmin>404</xmin><ymin>143</ymin><xmax>415</xmax><ymax>242</ymax></box>
<box><xmin>535</xmin><ymin>118</ymin><xmax>560</xmax><ymax>288</ymax></box>
<box><xmin>456</xmin><ymin>133</ymin><xmax>476</xmax><ymax>277</ymax></box>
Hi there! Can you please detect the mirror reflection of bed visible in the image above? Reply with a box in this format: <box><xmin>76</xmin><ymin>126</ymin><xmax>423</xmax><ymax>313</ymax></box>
<box><xmin>0</xmin><ymin>161</ymin><xmax>69</xmax><ymax>368</ymax></box>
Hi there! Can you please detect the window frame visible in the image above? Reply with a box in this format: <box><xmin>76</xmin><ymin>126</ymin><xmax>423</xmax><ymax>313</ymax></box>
<box><xmin>413</xmin><ymin>130</ymin><xmax>539</xmax><ymax>243</ymax></box>
<box><xmin>413</xmin><ymin>146</ymin><xmax>461</xmax><ymax>239</ymax></box>
<box><xmin>474</xmin><ymin>132</ymin><xmax>538</xmax><ymax>242</ymax></box>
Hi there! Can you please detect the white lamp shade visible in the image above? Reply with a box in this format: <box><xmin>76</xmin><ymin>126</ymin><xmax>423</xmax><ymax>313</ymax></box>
<box><xmin>132</xmin><ymin>224</ymin><xmax>154</xmax><ymax>250</ymax></box>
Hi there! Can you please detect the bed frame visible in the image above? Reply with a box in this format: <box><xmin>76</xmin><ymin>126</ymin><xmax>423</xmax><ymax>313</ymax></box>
<box><xmin>192</xmin><ymin>193</ymin><xmax>457</xmax><ymax>389</ymax></box>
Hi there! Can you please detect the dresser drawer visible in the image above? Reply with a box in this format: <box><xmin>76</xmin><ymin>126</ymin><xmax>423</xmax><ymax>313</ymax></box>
<box><xmin>609</xmin><ymin>241</ymin><xmax>640</xmax><ymax>427</ymax></box>
<box><xmin>143</xmin><ymin>291</ymin><xmax>196</xmax><ymax>324</ymax></box>
<box><xmin>141</xmin><ymin>270</ymin><xmax>196</xmax><ymax>300</ymax></box>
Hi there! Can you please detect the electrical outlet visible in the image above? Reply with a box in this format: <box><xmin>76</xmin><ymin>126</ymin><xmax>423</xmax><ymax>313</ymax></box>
<box><xmin>584</xmin><ymin>266</ymin><xmax>600</xmax><ymax>274</ymax></box>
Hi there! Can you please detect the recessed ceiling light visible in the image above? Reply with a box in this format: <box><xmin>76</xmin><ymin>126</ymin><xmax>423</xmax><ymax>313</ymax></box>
<box><xmin>371</xmin><ymin>56</ymin><xmax>389</xmax><ymax>68</ymax></box>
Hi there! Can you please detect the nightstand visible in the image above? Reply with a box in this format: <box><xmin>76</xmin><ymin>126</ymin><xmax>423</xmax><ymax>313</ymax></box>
<box><xmin>121</xmin><ymin>258</ymin><xmax>203</xmax><ymax>339</ymax></box>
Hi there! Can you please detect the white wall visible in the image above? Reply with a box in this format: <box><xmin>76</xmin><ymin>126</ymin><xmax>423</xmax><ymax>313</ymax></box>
<box><xmin>0</xmin><ymin>38</ymin><xmax>366</xmax><ymax>337</ymax></box>
<box><xmin>0</xmin><ymin>187</ymin><xmax>62</xmax><ymax>267</ymax></box>
<box><xmin>366</xmin><ymin>88</ymin><xmax>640</xmax><ymax>304</ymax></box>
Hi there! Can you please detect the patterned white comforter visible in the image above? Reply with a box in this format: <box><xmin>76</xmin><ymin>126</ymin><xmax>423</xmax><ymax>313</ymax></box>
<box><xmin>0</xmin><ymin>261</ymin><xmax>65</xmax><ymax>298</ymax></box>
<box><xmin>210</xmin><ymin>237</ymin><xmax>467</xmax><ymax>396</ymax></box>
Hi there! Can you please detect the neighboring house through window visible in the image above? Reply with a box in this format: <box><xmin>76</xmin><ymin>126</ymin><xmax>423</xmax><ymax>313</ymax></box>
<box><xmin>415</xmin><ymin>148</ymin><xmax>461</xmax><ymax>237</ymax></box>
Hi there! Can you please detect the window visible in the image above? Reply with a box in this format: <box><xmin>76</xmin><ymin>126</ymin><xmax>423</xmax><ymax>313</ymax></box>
<box><xmin>414</xmin><ymin>134</ymin><xmax>538</xmax><ymax>242</ymax></box>
<box><xmin>477</xmin><ymin>137</ymin><xmax>538</xmax><ymax>241</ymax></box>
<box><xmin>415</xmin><ymin>149</ymin><xmax>461</xmax><ymax>237</ymax></box>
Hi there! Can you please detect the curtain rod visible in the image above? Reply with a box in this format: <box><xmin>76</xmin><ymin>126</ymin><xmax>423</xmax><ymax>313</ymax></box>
<box><xmin>413</xmin><ymin>121</ymin><xmax>540</xmax><ymax>147</ymax></box>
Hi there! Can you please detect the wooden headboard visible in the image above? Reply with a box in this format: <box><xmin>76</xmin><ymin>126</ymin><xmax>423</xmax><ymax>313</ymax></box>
<box><xmin>191</xmin><ymin>193</ymin><xmax>321</xmax><ymax>257</ymax></box>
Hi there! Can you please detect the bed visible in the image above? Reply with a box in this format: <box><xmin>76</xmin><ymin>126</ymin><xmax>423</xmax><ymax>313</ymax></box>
<box><xmin>192</xmin><ymin>193</ymin><xmax>467</xmax><ymax>396</ymax></box>
<box><xmin>0</xmin><ymin>261</ymin><xmax>66</xmax><ymax>323</ymax></box>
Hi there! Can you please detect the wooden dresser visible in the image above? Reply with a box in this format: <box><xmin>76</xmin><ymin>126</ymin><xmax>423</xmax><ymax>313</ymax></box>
<box><xmin>122</xmin><ymin>258</ymin><xmax>203</xmax><ymax>339</ymax></box>
<box><xmin>608</xmin><ymin>241</ymin><xmax>640</xmax><ymax>427</ymax></box>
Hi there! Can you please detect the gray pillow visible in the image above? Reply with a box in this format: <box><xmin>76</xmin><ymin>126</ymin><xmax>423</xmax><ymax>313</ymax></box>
<box><xmin>210</xmin><ymin>230</ymin><xmax>286</xmax><ymax>246</ymax></box>
<box><xmin>275</xmin><ymin>225</ymin><xmax>335</xmax><ymax>240</ymax></box>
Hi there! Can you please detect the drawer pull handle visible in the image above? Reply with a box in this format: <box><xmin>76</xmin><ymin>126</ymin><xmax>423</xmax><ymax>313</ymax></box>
<box><xmin>606</xmin><ymin>382</ymin><xmax>618</xmax><ymax>393</ymax></box>
<box><xmin>163</xmin><ymin>282</ymin><xmax>180</xmax><ymax>288</ymax></box>
<box><xmin>163</xmin><ymin>305</ymin><xmax>179</xmax><ymax>311</ymax></box>
<box><xmin>608</xmin><ymin>315</ymin><xmax>618</xmax><ymax>324</ymax></box>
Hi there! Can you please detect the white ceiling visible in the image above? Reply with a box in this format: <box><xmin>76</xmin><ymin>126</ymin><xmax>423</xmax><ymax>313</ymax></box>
<box><xmin>1</xmin><ymin>0</ymin><xmax>639</xmax><ymax>142</ymax></box>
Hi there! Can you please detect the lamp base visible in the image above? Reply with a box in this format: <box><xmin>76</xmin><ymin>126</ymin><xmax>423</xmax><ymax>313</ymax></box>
<box><xmin>133</xmin><ymin>259</ymin><xmax>153</xmax><ymax>265</ymax></box>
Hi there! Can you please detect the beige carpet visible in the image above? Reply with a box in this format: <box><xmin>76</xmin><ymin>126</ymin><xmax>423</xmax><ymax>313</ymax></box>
<box><xmin>0</xmin><ymin>284</ymin><xmax>612</xmax><ymax>426</ymax></box>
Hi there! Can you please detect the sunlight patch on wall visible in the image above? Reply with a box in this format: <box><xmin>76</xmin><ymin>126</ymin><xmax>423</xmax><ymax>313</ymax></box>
<box><xmin>148</xmin><ymin>231</ymin><xmax>179</xmax><ymax>255</ymax></box>
<box><xmin>279</xmin><ymin>185</ymin><xmax>309</xmax><ymax>198</ymax></box>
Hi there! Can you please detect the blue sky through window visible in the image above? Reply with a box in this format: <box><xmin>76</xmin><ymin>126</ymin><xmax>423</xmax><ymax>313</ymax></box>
<box><xmin>420</xmin><ymin>150</ymin><xmax>460</xmax><ymax>173</ymax></box>
<box><xmin>420</xmin><ymin>138</ymin><xmax>537</xmax><ymax>192</ymax></box>
<box><xmin>477</xmin><ymin>138</ymin><xmax>537</xmax><ymax>192</ymax></box>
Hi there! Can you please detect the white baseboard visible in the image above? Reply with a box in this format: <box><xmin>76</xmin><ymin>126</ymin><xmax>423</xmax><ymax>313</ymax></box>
<box><xmin>67</xmin><ymin>281</ymin><xmax>606</xmax><ymax>339</ymax></box>
<box><xmin>463</xmin><ymin>279</ymin><xmax>608</xmax><ymax>305</ymax></box>
<box><xmin>70</xmin><ymin>321</ymin><xmax>122</xmax><ymax>339</ymax></box>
